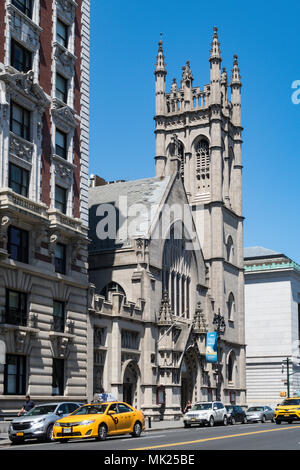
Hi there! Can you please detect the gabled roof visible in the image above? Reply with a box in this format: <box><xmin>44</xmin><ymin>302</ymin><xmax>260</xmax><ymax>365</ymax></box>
<box><xmin>88</xmin><ymin>176</ymin><xmax>172</xmax><ymax>251</ymax></box>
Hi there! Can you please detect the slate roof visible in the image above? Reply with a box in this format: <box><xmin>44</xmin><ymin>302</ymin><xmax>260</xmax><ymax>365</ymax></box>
<box><xmin>88</xmin><ymin>176</ymin><xmax>171</xmax><ymax>251</ymax></box>
<box><xmin>244</xmin><ymin>246</ymin><xmax>283</xmax><ymax>259</ymax></box>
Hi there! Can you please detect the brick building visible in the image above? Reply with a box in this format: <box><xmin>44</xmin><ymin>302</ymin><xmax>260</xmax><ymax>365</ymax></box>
<box><xmin>0</xmin><ymin>0</ymin><xmax>90</xmax><ymax>412</ymax></box>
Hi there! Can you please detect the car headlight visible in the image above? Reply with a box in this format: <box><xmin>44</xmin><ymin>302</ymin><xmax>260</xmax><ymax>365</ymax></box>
<box><xmin>32</xmin><ymin>418</ymin><xmax>46</xmax><ymax>427</ymax></box>
<box><xmin>80</xmin><ymin>420</ymin><xmax>95</xmax><ymax>426</ymax></box>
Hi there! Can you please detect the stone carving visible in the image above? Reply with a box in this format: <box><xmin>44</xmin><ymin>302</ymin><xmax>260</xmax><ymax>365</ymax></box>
<box><xmin>9</xmin><ymin>132</ymin><xmax>33</xmax><ymax>162</ymax></box>
<box><xmin>8</xmin><ymin>4</ymin><xmax>41</xmax><ymax>51</ymax></box>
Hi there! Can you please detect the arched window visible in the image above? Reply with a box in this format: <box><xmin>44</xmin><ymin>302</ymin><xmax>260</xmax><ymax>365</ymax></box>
<box><xmin>227</xmin><ymin>292</ymin><xmax>235</xmax><ymax>322</ymax></box>
<box><xmin>226</xmin><ymin>235</ymin><xmax>234</xmax><ymax>263</ymax></box>
<box><xmin>169</xmin><ymin>139</ymin><xmax>185</xmax><ymax>180</ymax></box>
<box><xmin>100</xmin><ymin>282</ymin><xmax>126</xmax><ymax>302</ymax></box>
<box><xmin>196</xmin><ymin>138</ymin><xmax>210</xmax><ymax>192</ymax></box>
<box><xmin>162</xmin><ymin>222</ymin><xmax>193</xmax><ymax>318</ymax></box>
<box><xmin>227</xmin><ymin>351</ymin><xmax>235</xmax><ymax>383</ymax></box>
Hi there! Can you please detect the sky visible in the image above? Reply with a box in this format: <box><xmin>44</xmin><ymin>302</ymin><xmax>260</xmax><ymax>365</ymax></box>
<box><xmin>89</xmin><ymin>0</ymin><xmax>300</xmax><ymax>263</ymax></box>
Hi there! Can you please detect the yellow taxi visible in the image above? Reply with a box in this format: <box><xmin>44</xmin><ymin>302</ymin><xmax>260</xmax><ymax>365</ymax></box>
<box><xmin>274</xmin><ymin>397</ymin><xmax>300</xmax><ymax>424</ymax></box>
<box><xmin>53</xmin><ymin>401</ymin><xmax>145</xmax><ymax>442</ymax></box>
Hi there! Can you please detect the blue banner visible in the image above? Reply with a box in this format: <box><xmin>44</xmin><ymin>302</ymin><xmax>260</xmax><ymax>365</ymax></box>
<box><xmin>206</xmin><ymin>332</ymin><xmax>218</xmax><ymax>363</ymax></box>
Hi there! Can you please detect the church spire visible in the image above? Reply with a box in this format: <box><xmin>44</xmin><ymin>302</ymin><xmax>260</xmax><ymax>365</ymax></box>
<box><xmin>230</xmin><ymin>54</ymin><xmax>242</xmax><ymax>126</ymax></box>
<box><xmin>155</xmin><ymin>39</ymin><xmax>167</xmax><ymax>75</ymax></box>
<box><xmin>209</xmin><ymin>26</ymin><xmax>222</xmax><ymax>104</ymax></box>
<box><xmin>209</xmin><ymin>26</ymin><xmax>222</xmax><ymax>61</ymax></box>
<box><xmin>154</xmin><ymin>38</ymin><xmax>167</xmax><ymax>116</ymax></box>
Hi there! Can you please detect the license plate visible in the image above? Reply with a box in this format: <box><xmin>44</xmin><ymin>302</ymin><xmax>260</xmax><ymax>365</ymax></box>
<box><xmin>284</xmin><ymin>414</ymin><xmax>290</xmax><ymax>417</ymax></box>
<box><xmin>16</xmin><ymin>432</ymin><xmax>24</xmax><ymax>436</ymax></box>
<box><xmin>191</xmin><ymin>418</ymin><xmax>196</xmax><ymax>421</ymax></box>
<box><xmin>62</xmin><ymin>427</ymin><xmax>72</xmax><ymax>434</ymax></box>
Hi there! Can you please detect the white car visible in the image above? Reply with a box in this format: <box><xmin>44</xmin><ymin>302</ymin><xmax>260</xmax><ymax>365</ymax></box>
<box><xmin>183</xmin><ymin>401</ymin><xmax>228</xmax><ymax>428</ymax></box>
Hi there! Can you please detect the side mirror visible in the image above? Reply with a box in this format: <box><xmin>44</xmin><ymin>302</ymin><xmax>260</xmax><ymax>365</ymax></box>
<box><xmin>107</xmin><ymin>410</ymin><xmax>115</xmax><ymax>415</ymax></box>
<box><xmin>57</xmin><ymin>410</ymin><xmax>64</xmax><ymax>416</ymax></box>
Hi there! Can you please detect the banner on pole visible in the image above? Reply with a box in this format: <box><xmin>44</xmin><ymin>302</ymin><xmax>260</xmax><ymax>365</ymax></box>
<box><xmin>206</xmin><ymin>332</ymin><xmax>218</xmax><ymax>363</ymax></box>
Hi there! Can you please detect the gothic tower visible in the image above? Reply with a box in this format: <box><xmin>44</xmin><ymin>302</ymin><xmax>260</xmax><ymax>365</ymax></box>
<box><xmin>154</xmin><ymin>28</ymin><xmax>246</xmax><ymax>403</ymax></box>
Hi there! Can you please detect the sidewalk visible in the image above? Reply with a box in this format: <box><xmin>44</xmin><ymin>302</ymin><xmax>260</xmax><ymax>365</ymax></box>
<box><xmin>0</xmin><ymin>418</ymin><xmax>184</xmax><ymax>447</ymax></box>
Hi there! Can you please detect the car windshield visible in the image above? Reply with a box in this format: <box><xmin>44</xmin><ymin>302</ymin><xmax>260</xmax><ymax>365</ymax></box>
<box><xmin>26</xmin><ymin>405</ymin><xmax>57</xmax><ymax>416</ymax></box>
<box><xmin>71</xmin><ymin>404</ymin><xmax>108</xmax><ymax>415</ymax></box>
<box><xmin>191</xmin><ymin>403</ymin><xmax>212</xmax><ymax>411</ymax></box>
<box><xmin>247</xmin><ymin>407</ymin><xmax>263</xmax><ymax>412</ymax></box>
<box><xmin>281</xmin><ymin>399</ymin><xmax>300</xmax><ymax>406</ymax></box>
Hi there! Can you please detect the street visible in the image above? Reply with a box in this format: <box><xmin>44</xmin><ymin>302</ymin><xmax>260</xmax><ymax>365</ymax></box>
<box><xmin>1</xmin><ymin>421</ymin><xmax>300</xmax><ymax>452</ymax></box>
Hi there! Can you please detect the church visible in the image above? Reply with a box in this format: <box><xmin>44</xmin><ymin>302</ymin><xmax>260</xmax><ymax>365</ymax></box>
<box><xmin>87</xmin><ymin>28</ymin><xmax>246</xmax><ymax>419</ymax></box>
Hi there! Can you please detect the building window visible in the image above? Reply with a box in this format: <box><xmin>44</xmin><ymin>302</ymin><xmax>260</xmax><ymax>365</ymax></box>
<box><xmin>10</xmin><ymin>102</ymin><xmax>31</xmax><ymax>141</ymax></box>
<box><xmin>227</xmin><ymin>292</ymin><xmax>235</xmax><ymax>322</ymax></box>
<box><xmin>100</xmin><ymin>282</ymin><xmax>126</xmax><ymax>302</ymax></box>
<box><xmin>54</xmin><ymin>243</ymin><xmax>66</xmax><ymax>274</ymax></box>
<box><xmin>9</xmin><ymin>163</ymin><xmax>30</xmax><ymax>197</ymax></box>
<box><xmin>53</xmin><ymin>301</ymin><xmax>65</xmax><ymax>333</ymax></box>
<box><xmin>55</xmin><ymin>185</ymin><xmax>67</xmax><ymax>214</ymax></box>
<box><xmin>4</xmin><ymin>354</ymin><xmax>26</xmax><ymax>395</ymax></box>
<box><xmin>52</xmin><ymin>358</ymin><xmax>64</xmax><ymax>395</ymax></box>
<box><xmin>8</xmin><ymin>226</ymin><xmax>29</xmax><ymax>263</ymax></box>
<box><xmin>55</xmin><ymin>129</ymin><xmax>67</xmax><ymax>159</ymax></box>
<box><xmin>12</xmin><ymin>0</ymin><xmax>33</xmax><ymax>19</ymax></box>
<box><xmin>196</xmin><ymin>138</ymin><xmax>210</xmax><ymax>189</ymax></box>
<box><xmin>56</xmin><ymin>73</ymin><xmax>68</xmax><ymax>103</ymax></box>
<box><xmin>56</xmin><ymin>19</ymin><xmax>68</xmax><ymax>48</ymax></box>
<box><xmin>11</xmin><ymin>39</ymin><xmax>32</xmax><ymax>73</ymax></box>
<box><xmin>228</xmin><ymin>352</ymin><xmax>235</xmax><ymax>383</ymax></box>
<box><xmin>121</xmin><ymin>330</ymin><xmax>139</xmax><ymax>350</ymax></box>
<box><xmin>5</xmin><ymin>289</ymin><xmax>27</xmax><ymax>326</ymax></box>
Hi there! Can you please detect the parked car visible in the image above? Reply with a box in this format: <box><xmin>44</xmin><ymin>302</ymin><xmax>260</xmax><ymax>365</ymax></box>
<box><xmin>8</xmin><ymin>402</ymin><xmax>82</xmax><ymax>444</ymax></box>
<box><xmin>274</xmin><ymin>397</ymin><xmax>300</xmax><ymax>424</ymax></box>
<box><xmin>53</xmin><ymin>401</ymin><xmax>145</xmax><ymax>442</ymax></box>
<box><xmin>183</xmin><ymin>401</ymin><xmax>228</xmax><ymax>428</ymax></box>
<box><xmin>225</xmin><ymin>405</ymin><xmax>247</xmax><ymax>424</ymax></box>
<box><xmin>246</xmin><ymin>406</ymin><xmax>275</xmax><ymax>423</ymax></box>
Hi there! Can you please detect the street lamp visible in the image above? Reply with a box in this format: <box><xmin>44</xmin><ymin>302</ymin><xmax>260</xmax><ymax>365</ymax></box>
<box><xmin>213</xmin><ymin>309</ymin><xmax>226</xmax><ymax>401</ymax></box>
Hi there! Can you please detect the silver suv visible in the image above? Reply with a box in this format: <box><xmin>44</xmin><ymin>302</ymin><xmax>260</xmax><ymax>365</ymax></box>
<box><xmin>183</xmin><ymin>401</ymin><xmax>228</xmax><ymax>427</ymax></box>
<box><xmin>8</xmin><ymin>402</ymin><xmax>82</xmax><ymax>444</ymax></box>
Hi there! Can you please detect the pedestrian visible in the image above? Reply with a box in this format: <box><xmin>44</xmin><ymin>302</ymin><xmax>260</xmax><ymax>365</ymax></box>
<box><xmin>17</xmin><ymin>395</ymin><xmax>35</xmax><ymax>416</ymax></box>
<box><xmin>184</xmin><ymin>400</ymin><xmax>192</xmax><ymax>414</ymax></box>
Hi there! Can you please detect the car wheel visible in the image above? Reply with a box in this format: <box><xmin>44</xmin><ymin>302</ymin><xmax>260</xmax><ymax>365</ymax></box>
<box><xmin>131</xmin><ymin>421</ymin><xmax>142</xmax><ymax>437</ymax></box>
<box><xmin>275</xmin><ymin>418</ymin><xmax>281</xmax><ymax>425</ymax></box>
<box><xmin>97</xmin><ymin>423</ymin><xmax>107</xmax><ymax>441</ymax></box>
<box><xmin>231</xmin><ymin>417</ymin><xmax>235</xmax><ymax>425</ymax></box>
<box><xmin>223</xmin><ymin>416</ymin><xmax>228</xmax><ymax>426</ymax></box>
<box><xmin>208</xmin><ymin>416</ymin><xmax>214</xmax><ymax>427</ymax></box>
<box><xmin>184</xmin><ymin>423</ymin><xmax>191</xmax><ymax>428</ymax></box>
<box><xmin>261</xmin><ymin>415</ymin><xmax>266</xmax><ymax>423</ymax></box>
<box><xmin>46</xmin><ymin>424</ymin><xmax>54</xmax><ymax>442</ymax></box>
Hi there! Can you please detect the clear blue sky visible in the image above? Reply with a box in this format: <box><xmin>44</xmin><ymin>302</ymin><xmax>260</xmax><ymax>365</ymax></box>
<box><xmin>90</xmin><ymin>0</ymin><xmax>300</xmax><ymax>263</ymax></box>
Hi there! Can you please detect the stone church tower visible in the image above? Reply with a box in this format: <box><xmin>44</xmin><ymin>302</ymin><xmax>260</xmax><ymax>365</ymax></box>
<box><xmin>88</xmin><ymin>28</ymin><xmax>246</xmax><ymax>416</ymax></box>
<box><xmin>154</xmin><ymin>28</ymin><xmax>245</xmax><ymax>404</ymax></box>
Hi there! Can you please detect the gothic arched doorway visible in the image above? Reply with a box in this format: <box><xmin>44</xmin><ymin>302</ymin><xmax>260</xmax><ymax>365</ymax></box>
<box><xmin>180</xmin><ymin>346</ymin><xmax>199</xmax><ymax>412</ymax></box>
<box><xmin>122</xmin><ymin>360</ymin><xmax>141</xmax><ymax>408</ymax></box>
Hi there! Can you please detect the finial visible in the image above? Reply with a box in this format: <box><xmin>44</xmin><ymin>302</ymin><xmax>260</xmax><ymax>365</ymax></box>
<box><xmin>209</xmin><ymin>26</ymin><xmax>221</xmax><ymax>61</ymax></box>
<box><xmin>155</xmin><ymin>35</ymin><xmax>166</xmax><ymax>75</ymax></box>
<box><xmin>231</xmin><ymin>54</ymin><xmax>241</xmax><ymax>84</ymax></box>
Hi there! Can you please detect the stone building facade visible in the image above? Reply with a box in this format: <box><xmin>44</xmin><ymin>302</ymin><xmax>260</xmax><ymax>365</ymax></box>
<box><xmin>245</xmin><ymin>246</ymin><xmax>300</xmax><ymax>407</ymax></box>
<box><xmin>0</xmin><ymin>0</ymin><xmax>90</xmax><ymax>412</ymax></box>
<box><xmin>88</xmin><ymin>29</ymin><xmax>246</xmax><ymax>418</ymax></box>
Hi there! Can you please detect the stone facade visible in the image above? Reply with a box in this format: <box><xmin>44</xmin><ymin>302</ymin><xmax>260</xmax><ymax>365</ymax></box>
<box><xmin>244</xmin><ymin>246</ymin><xmax>300</xmax><ymax>407</ymax></box>
<box><xmin>88</xmin><ymin>29</ymin><xmax>246</xmax><ymax>418</ymax></box>
<box><xmin>0</xmin><ymin>0</ymin><xmax>90</xmax><ymax>412</ymax></box>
